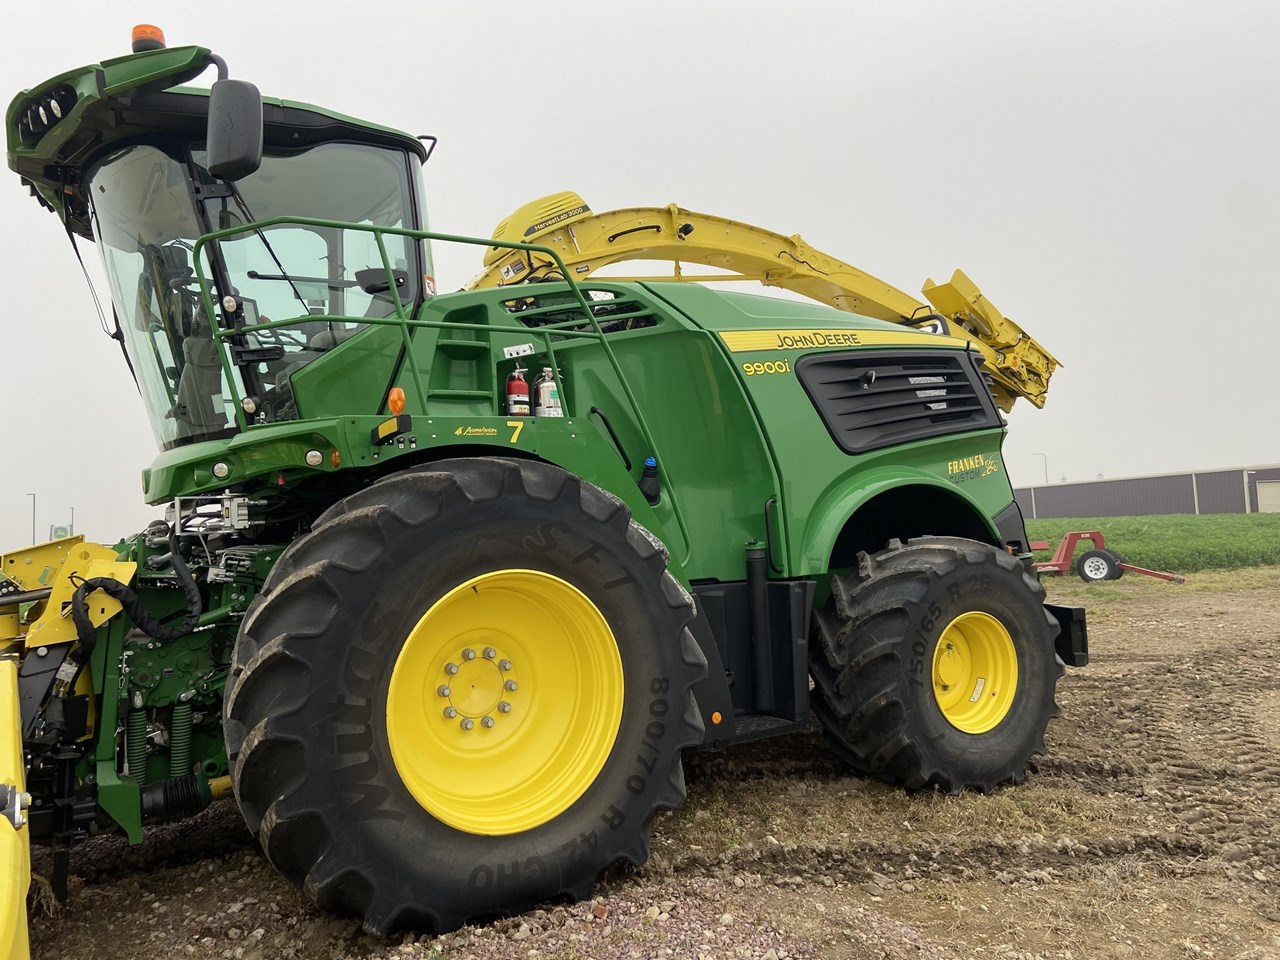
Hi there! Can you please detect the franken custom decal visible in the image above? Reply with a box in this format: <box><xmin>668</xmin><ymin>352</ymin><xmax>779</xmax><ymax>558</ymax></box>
<box><xmin>947</xmin><ymin>451</ymin><xmax>1001</xmax><ymax>485</ymax></box>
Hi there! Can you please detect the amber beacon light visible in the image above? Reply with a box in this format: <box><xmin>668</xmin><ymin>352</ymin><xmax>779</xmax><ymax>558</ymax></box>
<box><xmin>131</xmin><ymin>24</ymin><xmax>167</xmax><ymax>52</ymax></box>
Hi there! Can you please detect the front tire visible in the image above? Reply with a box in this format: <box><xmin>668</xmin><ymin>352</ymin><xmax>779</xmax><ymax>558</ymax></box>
<box><xmin>809</xmin><ymin>537</ymin><xmax>1063</xmax><ymax>792</ymax></box>
<box><xmin>223</xmin><ymin>458</ymin><xmax>705</xmax><ymax>934</ymax></box>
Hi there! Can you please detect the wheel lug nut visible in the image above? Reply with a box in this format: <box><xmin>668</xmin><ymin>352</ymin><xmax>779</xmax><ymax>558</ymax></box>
<box><xmin>498</xmin><ymin>701</ymin><xmax>511</xmax><ymax>713</ymax></box>
<box><xmin>462</xmin><ymin>648</ymin><xmax>476</xmax><ymax>660</ymax></box>
<box><xmin>498</xmin><ymin>659</ymin><xmax>512</xmax><ymax>671</ymax></box>
<box><xmin>505</xmin><ymin>680</ymin><xmax>518</xmax><ymax>692</ymax></box>
<box><xmin>444</xmin><ymin>662</ymin><xmax>458</xmax><ymax>675</ymax></box>
<box><xmin>483</xmin><ymin>647</ymin><xmax>497</xmax><ymax>659</ymax></box>
<box><xmin>460</xmin><ymin>718</ymin><xmax>474</xmax><ymax>731</ymax></box>
<box><xmin>481</xmin><ymin>716</ymin><xmax>495</xmax><ymax>728</ymax></box>
<box><xmin>437</xmin><ymin>684</ymin><xmax>451</xmax><ymax>697</ymax></box>
<box><xmin>443</xmin><ymin>706</ymin><xmax>457</xmax><ymax>719</ymax></box>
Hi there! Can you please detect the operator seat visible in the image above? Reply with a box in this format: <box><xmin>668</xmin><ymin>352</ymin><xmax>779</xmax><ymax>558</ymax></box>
<box><xmin>172</xmin><ymin>317</ymin><xmax>226</xmax><ymax>432</ymax></box>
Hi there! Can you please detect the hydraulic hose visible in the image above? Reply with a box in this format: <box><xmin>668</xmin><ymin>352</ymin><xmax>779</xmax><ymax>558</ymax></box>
<box><xmin>68</xmin><ymin>526</ymin><xmax>202</xmax><ymax>667</ymax></box>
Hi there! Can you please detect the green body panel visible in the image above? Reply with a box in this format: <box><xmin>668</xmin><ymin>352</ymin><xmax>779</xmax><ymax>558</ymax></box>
<box><xmin>142</xmin><ymin>271</ymin><xmax>1014</xmax><ymax>585</ymax></box>
<box><xmin>143</xmin><ymin>418</ymin><xmax>356</xmax><ymax>500</ymax></box>
<box><xmin>89</xmin><ymin>616</ymin><xmax>141</xmax><ymax>842</ymax></box>
<box><xmin>641</xmin><ymin>284</ymin><xmax>1012</xmax><ymax>572</ymax></box>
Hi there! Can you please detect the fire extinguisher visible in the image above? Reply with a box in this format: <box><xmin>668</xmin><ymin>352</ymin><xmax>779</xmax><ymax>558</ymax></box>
<box><xmin>505</xmin><ymin>365</ymin><xmax>530</xmax><ymax>416</ymax></box>
<box><xmin>534</xmin><ymin>367</ymin><xmax>564</xmax><ymax>417</ymax></box>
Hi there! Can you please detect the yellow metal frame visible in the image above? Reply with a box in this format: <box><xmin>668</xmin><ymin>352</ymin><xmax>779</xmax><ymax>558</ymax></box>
<box><xmin>0</xmin><ymin>660</ymin><xmax>31</xmax><ymax>960</ymax></box>
<box><xmin>1</xmin><ymin>536</ymin><xmax>137</xmax><ymax>649</ymax></box>
<box><xmin>467</xmin><ymin>192</ymin><xmax>1060</xmax><ymax>412</ymax></box>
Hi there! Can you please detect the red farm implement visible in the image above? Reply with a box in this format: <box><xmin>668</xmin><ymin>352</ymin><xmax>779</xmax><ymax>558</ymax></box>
<box><xmin>1029</xmin><ymin>530</ymin><xmax>1186</xmax><ymax>584</ymax></box>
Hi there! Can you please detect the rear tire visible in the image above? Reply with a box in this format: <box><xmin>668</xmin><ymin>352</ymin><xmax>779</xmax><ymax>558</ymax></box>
<box><xmin>223</xmin><ymin>458</ymin><xmax>705</xmax><ymax>934</ymax></box>
<box><xmin>809</xmin><ymin>537</ymin><xmax>1062</xmax><ymax>792</ymax></box>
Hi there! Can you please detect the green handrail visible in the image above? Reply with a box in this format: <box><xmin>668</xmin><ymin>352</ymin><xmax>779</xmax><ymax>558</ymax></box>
<box><xmin>190</xmin><ymin>217</ymin><xmax>671</xmax><ymax>496</ymax></box>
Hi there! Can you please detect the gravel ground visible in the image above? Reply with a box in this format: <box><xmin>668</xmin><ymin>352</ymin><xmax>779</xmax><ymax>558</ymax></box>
<box><xmin>27</xmin><ymin>566</ymin><xmax>1280</xmax><ymax>960</ymax></box>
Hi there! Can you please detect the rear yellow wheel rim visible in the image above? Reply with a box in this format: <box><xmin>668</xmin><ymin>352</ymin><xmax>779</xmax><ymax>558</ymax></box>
<box><xmin>385</xmin><ymin>569</ymin><xmax>624</xmax><ymax>835</ymax></box>
<box><xmin>931</xmin><ymin>611</ymin><xmax>1018</xmax><ymax>734</ymax></box>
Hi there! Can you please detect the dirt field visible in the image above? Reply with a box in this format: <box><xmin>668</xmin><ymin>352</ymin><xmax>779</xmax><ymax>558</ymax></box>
<box><xmin>27</xmin><ymin>567</ymin><xmax>1280</xmax><ymax>960</ymax></box>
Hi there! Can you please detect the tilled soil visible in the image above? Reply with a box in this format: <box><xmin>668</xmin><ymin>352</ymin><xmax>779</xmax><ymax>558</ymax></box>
<box><xmin>27</xmin><ymin>567</ymin><xmax>1280</xmax><ymax>960</ymax></box>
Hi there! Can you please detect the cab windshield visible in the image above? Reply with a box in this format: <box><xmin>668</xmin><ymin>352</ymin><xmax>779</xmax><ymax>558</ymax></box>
<box><xmin>89</xmin><ymin>140</ymin><xmax>426</xmax><ymax>448</ymax></box>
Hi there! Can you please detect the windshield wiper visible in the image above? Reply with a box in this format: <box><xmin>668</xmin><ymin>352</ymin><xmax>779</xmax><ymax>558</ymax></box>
<box><xmin>247</xmin><ymin>270</ymin><xmax>357</xmax><ymax>288</ymax></box>
<box><xmin>248</xmin><ymin>267</ymin><xmax>409</xmax><ymax>296</ymax></box>
<box><xmin>225</xmin><ymin>182</ymin><xmax>312</xmax><ymax>315</ymax></box>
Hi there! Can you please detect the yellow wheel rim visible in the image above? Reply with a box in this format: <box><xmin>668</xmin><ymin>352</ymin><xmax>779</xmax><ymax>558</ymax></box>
<box><xmin>385</xmin><ymin>569</ymin><xmax>624</xmax><ymax>835</ymax></box>
<box><xmin>931</xmin><ymin>611</ymin><xmax>1018</xmax><ymax>734</ymax></box>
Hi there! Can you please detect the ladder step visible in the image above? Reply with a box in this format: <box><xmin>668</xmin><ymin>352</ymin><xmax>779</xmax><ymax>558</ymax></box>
<box><xmin>427</xmin><ymin>389</ymin><xmax>492</xmax><ymax>400</ymax></box>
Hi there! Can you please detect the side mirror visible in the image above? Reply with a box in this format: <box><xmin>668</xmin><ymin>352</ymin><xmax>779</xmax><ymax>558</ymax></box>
<box><xmin>206</xmin><ymin>78</ymin><xmax>263</xmax><ymax>181</ymax></box>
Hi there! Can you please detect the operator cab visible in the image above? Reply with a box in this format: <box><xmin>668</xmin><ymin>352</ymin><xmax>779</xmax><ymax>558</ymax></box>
<box><xmin>9</xmin><ymin>36</ymin><xmax>432</xmax><ymax>450</ymax></box>
<box><xmin>89</xmin><ymin>137</ymin><xmax>428</xmax><ymax>447</ymax></box>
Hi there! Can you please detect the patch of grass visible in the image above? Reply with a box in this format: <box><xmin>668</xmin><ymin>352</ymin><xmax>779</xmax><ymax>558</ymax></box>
<box><xmin>1026</xmin><ymin>514</ymin><xmax>1280</xmax><ymax>573</ymax></box>
<box><xmin>1041</xmin><ymin>565</ymin><xmax>1280</xmax><ymax>608</ymax></box>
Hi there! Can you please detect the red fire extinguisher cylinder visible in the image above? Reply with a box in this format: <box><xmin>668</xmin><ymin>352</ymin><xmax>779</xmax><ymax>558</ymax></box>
<box><xmin>506</xmin><ymin>366</ymin><xmax>531</xmax><ymax>416</ymax></box>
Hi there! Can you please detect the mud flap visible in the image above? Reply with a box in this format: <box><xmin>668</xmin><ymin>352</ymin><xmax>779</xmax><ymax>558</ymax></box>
<box><xmin>1046</xmin><ymin>603</ymin><xmax>1088</xmax><ymax>667</ymax></box>
<box><xmin>0</xmin><ymin>659</ymin><xmax>31</xmax><ymax>960</ymax></box>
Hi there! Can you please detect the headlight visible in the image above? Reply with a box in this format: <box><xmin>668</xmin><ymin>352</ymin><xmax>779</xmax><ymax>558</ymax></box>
<box><xmin>17</xmin><ymin>84</ymin><xmax>78</xmax><ymax>146</ymax></box>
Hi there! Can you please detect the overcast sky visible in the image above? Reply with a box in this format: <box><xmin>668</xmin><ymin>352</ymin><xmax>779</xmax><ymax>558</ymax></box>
<box><xmin>2</xmin><ymin>1</ymin><xmax>1278</xmax><ymax>548</ymax></box>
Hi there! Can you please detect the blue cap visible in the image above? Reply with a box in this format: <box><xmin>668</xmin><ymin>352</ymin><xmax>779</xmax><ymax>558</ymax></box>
<box><xmin>644</xmin><ymin>456</ymin><xmax>657</xmax><ymax>467</ymax></box>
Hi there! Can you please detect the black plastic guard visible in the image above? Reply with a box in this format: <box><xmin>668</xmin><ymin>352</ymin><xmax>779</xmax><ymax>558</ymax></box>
<box><xmin>993</xmin><ymin>498</ymin><xmax>1030</xmax><ymax>554</ymax></box>
<box><xmin>1046</xmin><ymin>603</ymin><xmax>1088</xmax><ymax>666</ymax></box>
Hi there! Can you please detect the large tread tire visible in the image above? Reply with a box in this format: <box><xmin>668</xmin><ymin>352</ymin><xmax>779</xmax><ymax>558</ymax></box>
<box><xmin>223</xmin><ymin>457</ymin><xmax>705</xmax><ymax>935</ymax></box>
<box><xmin>809</xmin><ymin>537</ymin><xmax>1063</xmax><ymax>793</ymax></box>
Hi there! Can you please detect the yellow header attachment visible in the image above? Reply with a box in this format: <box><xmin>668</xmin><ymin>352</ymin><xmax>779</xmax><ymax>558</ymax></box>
<box><xmin>1</xmin><ymin>536</ymin><xmax>137</xmax><ymax>651</ymax></box>
<box><xmin>468</xmin><ymin>192</ymin><xmax>1060</xmax><ymax>411</ymax></box>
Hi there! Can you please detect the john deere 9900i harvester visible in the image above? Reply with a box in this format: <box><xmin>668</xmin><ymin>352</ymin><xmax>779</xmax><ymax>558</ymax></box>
<box><xmin>1</xmin><ymin>28</ymin><xmax>1087</xmax><ymax>955</ymax></box>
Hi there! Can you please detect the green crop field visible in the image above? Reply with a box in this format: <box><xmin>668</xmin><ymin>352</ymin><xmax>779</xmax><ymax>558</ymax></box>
<box><xmin>1026</xmin><ymin>513</ymin><xmax>1280</xmax><ymax>573</ymax></box>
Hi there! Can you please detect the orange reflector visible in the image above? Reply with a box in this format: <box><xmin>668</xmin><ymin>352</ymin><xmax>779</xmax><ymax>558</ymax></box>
<box><xmin>330</xmin><ymin>448</ymin><xmax>341</xmax><ymax>468</ymax></box>
<box><xmin>131</xmin><ymin>24</ymin><xmax>166</xmax><ymax>52</ymax></box>
<box><xmin>711</xmin><ymin>711</ymin><xmax>722</xmax><ymax>725</ymax></box>
<box><xmin>387</xmin><ymin>386</ymin><xmax>406</xmax><ymax>415</ymax></box>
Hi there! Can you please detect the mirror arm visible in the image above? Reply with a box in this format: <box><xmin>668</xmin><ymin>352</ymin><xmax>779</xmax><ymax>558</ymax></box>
<box><xmin>207</xmin><ymin>53</ymin><xmax>230</xmax><ymax>81</ymax></box>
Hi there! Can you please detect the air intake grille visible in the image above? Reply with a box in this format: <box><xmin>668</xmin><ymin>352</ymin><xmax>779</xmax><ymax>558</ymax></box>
<box><xmin>795</xmin><ymin>350</ymin><xmax>998</xmax><ymax>455</ymax></box>
<box><xmin>501</xmin><ymin>289</ymin><xmax>657</xmax><ymax>334</ymax></box>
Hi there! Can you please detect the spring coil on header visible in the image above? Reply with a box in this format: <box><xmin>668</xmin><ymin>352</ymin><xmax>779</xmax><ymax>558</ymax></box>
<box><xmin>126</xmin><ymin>709</ymin><xmax>148</xmax><ymax>784</ymax></box>
<box><xmin>169</xmin><ymin>701</ymin><xmax>193</xmax><ymax>779</ymax></box>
